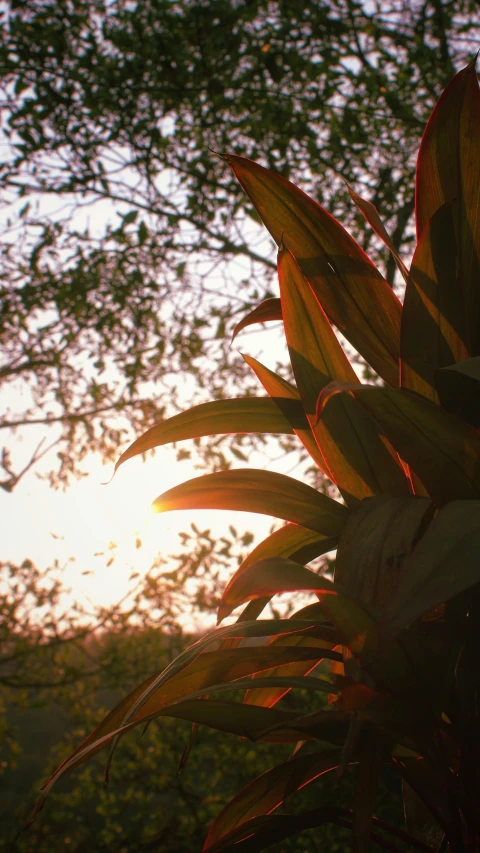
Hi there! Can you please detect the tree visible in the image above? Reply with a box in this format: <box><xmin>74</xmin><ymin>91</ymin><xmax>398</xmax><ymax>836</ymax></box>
<box><xmin>36</xmin><ymin>59</ymin><xmax>480</xmax><ymax>851</ymax></box>
<box><xmin>0</xmin><ymin>0</ymin><xmax>478</xmax><ymax>487</ymax></box>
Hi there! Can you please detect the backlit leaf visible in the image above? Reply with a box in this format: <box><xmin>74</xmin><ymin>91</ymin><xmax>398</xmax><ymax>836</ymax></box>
<box><xmin>346</xmin><ymin>183</ymin><xmax>409</xmax><ymax>283</ymax></box>
<box><xmin>152</xmin><ymin>469</ymin><xmax>347</xmax><ymax>534</ymax></box>
<box><xmin>401</xmin><ymin>204</ymin><xmax>469</xmax><ymax>402</ymax></box>
<box><xmin>218</xmin><ymin>522</ymin><xmax>339</xmax><ymax>624</ymax></box>
<box><xmin>321</xmin><ymin>383</ymin><xmax>480</xmax><ymax>506</ymax></box>
<box><xmin>115</xmin><ymin>397</ymin><xmax>299</xmax><ymax>472</ymax></box>
<box><xmin>278</xmin><ymin>248</ymin><xmax>409</xmax><ymax>503</ymax></box>
<box><xmin>218</xmin><ymin>557</ymin><xmax>380</xmax><ymax>664</ymax></box>
<box><xmin>243</xmin><ymin>353</ymin><xmax>329</xmax><ymax>474</ymax></box>
<box><xmin>204</xmin><ymin>749</ymin><xmax>343</xmax><ymax>849</ymax></box>
<box><xmin>227</xmin><ymin>153</ymin><xmax>402</xmax><ymax>386</ymax></box>
<box><xmin>232</xmin><ymin>297</ymin><xmax>282</xmax><ymax>341</ymax></box>
<box><xmin>244</xmin><ymin>633</ymin><xmax>336</xmax><ymax>709</ymax></box>
<box><xmin>415</xmin><ymin>60</ymin><xmax>480</xmax><ymax>355</ymax></box>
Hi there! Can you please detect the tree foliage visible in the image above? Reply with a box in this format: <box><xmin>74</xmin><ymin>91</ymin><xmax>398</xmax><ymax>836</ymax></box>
<box><xmin>0</xmin><ymin>0</ymin><xmax>478</xmax><ymax>486</ymax></box>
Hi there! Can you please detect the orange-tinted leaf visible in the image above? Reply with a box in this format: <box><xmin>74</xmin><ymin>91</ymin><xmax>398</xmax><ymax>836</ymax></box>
<box><xmin>278</xmin><ymin>248</ymin><xmax>409</xmax><ymax>503</ymax></box>
<box><xmin>435</xmin><ymin>356</ymin><xmax>480</xmax><ymax>428</ymax></box>
<box><xmin>244</xmin><ymin>633</ymin><xmax>336</xmax><ymax>709</ymax></box>
<box><xmin>416</xmin><ymin>60</ymin><xmax>480</xmax><ymax>355</ymax></box>
<box><xmin>322</xmin><ymin>383</ymin><xmax>480</xmax><ymax>506</ymax></box>
<box><xmin>243</xmin><ymin>353</ymin><xmax>329</xmax><ymax>474</ymax></box>
<box><xmin>218</xmin><ymin>557</ymin><xmax>380</xmax><ymax>665</ymax></box>
<box><xmin>335</xmin><ymin>496</ymin><xmax>434</xmax><ymax>610</ymax></box>
<box><xmin>115</xmin><ymin>397</ymin><xmax>299</xmax><ymax>472</ymax></box>
<box><xmin>227</xmin><ymin>153</ymin><xmax>402</xmax><ymax>386</ymax></box>
<box><xmin>232</xmin><ymin>297</ymin><xmax>282</xmax><ymax>342</ymax></box>
<box><xmin>218</xmin><ymin>523</ymin><xmax>339</xmax><ymax>624</ymax></box>
<box><xmin>152</xmin><ymin>469</ymin><xmax>347</xmax><ymax>534</ymax></box>
<box><xmin>204</xmin><ymin>749</ymin><xmax>342</xmax><ymax>849</ymax></box>
<box><xmin>401</xmin><ymin>204</ymin><xmax>469</xmax><ymax>402</ymax></box>
<box><xmin>346</xmin><ymin>183</ymin><xmax>409</xmax><ymax>283</ymax></box>
<box><xmin>174</xmin><ymin>674</ymin><xmax>338</xmax><ymax>704</ymax></box>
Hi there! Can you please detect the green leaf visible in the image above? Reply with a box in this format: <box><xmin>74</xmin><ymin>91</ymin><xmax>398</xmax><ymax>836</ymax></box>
<box><xmin>386</xmin><ymin>500</ymin><xmax>480</xmax><ymax>634</ymax></box>
<box><xmin>435</xmin><ymin>356</ymin><xmax>480</xmax><ymax>428</ymax></box>
<box><xmin>232</xmin><ymin>298</ymin><xmax>282</xmax><ymax>341</ymax></box>
<box><xmin>401</xmin><ymin>204</ymin><xmax>469</xmax><ymax>402</ymax></box>
<box><xmin>218</xmin><ymin>522</ymin><xmax>338</xmax><ymax>624</ymax></box>
<box><xmin>227</xmin><ymin>153</ymin><xmax>402</xmax><ymax>386</ymax></box>
<box><xmin>243</xmin><ymin>353</ymin><xmax>329</xmax><ymax>475</ymax></box>
<box><xmin>204</xmin><ymin>749</ymin><xmax>342</xmax><ymax>849</ymax></box>
<box><xmin>322</xmin><ymin>383</ymin><xmax>480</xmax><ymax>506</ymax></box>
<box><xmin>152</xmin><ymin>469</ymin><xmax>347</xmax><ymax>534</ymax></box>
<box><xmin>115</xmin><ymin>397</ymin><xmax>300</xmax><ymax>472</ymax></box>
<box><xmin>335</xmin><ymin>496</ymin><xmax>434</xmax><ymax>610</ymax></box>
<box><xmin>122</xmin><ymin>209</ymin><xmax>138</xmax><ymax>225</ymax></box>
<box><xmin>346</xmin><ymin>183</ymin><xmax>409</xmax><ymax>283</ymax></box>
<box><xmin>278</xmin><ymin>248</ymin><xmax>410</xmax><ymax>503</ymax></box>
<box><xmin>415</xmin><ymin>60</ymin><xmax>480</xmax><ymax>355</ymax></box>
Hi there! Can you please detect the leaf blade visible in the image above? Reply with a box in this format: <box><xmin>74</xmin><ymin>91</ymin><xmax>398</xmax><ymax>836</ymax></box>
<box><xmin>401</xmin><ymin>204</ymin><xmax>469</xmax><ymax>402</ymax></box>
<box><xmin>152</xmin><ymin>469</ymin><xmax>347</xmax><ymax>533</ymax></box>
<box><xmin>115</xmin><ymin>397</ymin><xmax>299</xmax><ymax>472</ymax></box>
<box><xmin>415</xmin><ymin>60</ymin><xmax>480</xmax><ymax>354</ymax></box>
<box><xmin>232</xmin><ymin>297</ymin><xmax>282</xmax><ymax>341</ymax></box>
<box><xmin>278</xmin><ymin>248</ymin><xmax>410</xmax><ymax>502</ymax></box>
<box><xmin>228</xmin><ymin>153</ymin><xmax>402</xmax><ymax>386</ymax></box>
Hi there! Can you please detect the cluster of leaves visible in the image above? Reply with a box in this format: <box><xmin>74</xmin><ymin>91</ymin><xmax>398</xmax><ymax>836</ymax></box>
<box><xmin>0</xmin><ymin>0</ymin><xmax>478</xmax><ymax>487</ymax></box>
<box><xmin>33</xmin><ymin>59</ymin><xmax>480</xmax><ymax>852</ymax></box>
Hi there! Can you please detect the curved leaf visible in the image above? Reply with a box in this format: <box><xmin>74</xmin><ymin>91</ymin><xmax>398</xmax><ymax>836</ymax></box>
<box><xmin>321</xmin><ymin>383</ymin><xmax>480</xmax><ymax>506</ymax></box>
<box><xmin>415</xmin><ymin>60</ymin><xmax>480</xmax><ymax>355</ymax></box>
<box><xmin>243</xmin><ymin>353</ymin><xmax>329</xmax><ymax>475</ymax></box>
<box><xmin>227</xmin><ymin>154</ymin><xmax>402</xmax><ymax>386</ymax></box>
<box><xmin>244</xmin><ymin>634</ymin><xmax>336</xmax><ymax>709</ymax></box>
<box><xmin>115</xmin><ymin>397</ymin><xmax>299</xmax><ymax>472</ymax></box>
<box><xmin>218</xmin><ymin>522</ymin><xmax>339</xmax><ymax>624</ymax></box>
<box><xmin>218</xmin><ymin>557</ymin><xmax>380</xmax><ymax>664</ymax></box>
<box><xmin>232</xmin><ymin>298</ymin><xmax>282</xmax><ymax>341</ymax></box>
<box><xmin>203</xmin><ymin>804</ymin><xmax>416</xmax><ymax>853</ymax></box>
<box><xmin>401</xmin><ymin>204</ymin><xmax>469</xmax><ymax>402</ymax></box>
<box><xmin>278</xmin><ymin>248</ymin><xmax>409</xmax><ymax>502</ymax></box>
<box><xmin>171</xmin><ymin>674</ymin><xmax>338</xmax><ymax>704</ymax></box>
<box><xmin>152</xmin><ymin>468</ymin><xmax>347</xmax><ymax>534</ymax></box>
<box><xmin>346</xmin><ymin>183</ymin><xmax>409</xmax><ymax>283</ymax></box>
<box><xmin>204</xmin><ymin>749</ymin><xmax>343</xmax><ymax>849</ymax></box>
